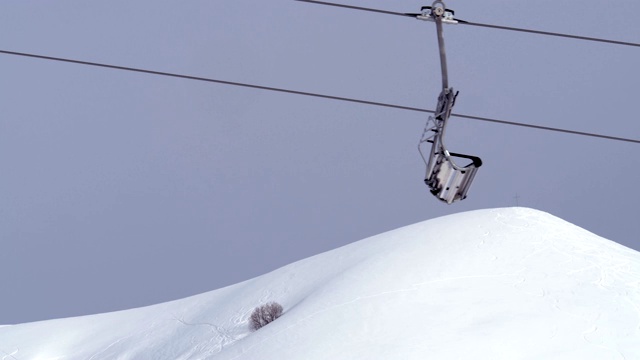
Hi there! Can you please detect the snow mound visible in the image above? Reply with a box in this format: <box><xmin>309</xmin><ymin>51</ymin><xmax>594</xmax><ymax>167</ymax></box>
<box><xmin>1</xmin><ymin>208</ymin><xmax>639</xmax><ymax>359</ymax></box>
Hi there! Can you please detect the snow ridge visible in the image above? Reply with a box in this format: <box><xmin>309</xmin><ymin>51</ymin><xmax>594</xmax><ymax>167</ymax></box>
<box><xmin>1</xmin><ymin>208</ymin><xmax>639</xmax><ymax>359</ymax></box>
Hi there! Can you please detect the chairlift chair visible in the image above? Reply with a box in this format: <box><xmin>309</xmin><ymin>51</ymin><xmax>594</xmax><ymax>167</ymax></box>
<box><xmin>416</xmin><ymin>1</ymin><xmax>482</xmax><ymax>204</ymax></box>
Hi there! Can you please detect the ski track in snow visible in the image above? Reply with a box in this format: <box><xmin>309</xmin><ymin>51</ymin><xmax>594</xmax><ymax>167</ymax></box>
<box><xmin>88</xmin><ymin>336</ymin><xmax>133</xmax><ymax>360</ymax></box>
<box><xmin>88</xmin><ymin>321</ymin><xmax>159</xmax><ymax>360</ymax></box>
<box><xmin>581</xmin><ymin>325</ymin><xmax>627</xmax><ymax>360</ymax></box>
<box><xmin>172</xmin><ymin>317</ymin><xmax>237</xmax><ymax>355</ymax></box>
<box><xmin>0</xmin><ymin>348</ymin><xmax>18</xmax><ymax>360</ymax></box>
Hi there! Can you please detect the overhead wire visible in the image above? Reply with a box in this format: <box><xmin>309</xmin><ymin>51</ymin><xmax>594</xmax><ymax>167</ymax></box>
<box><xmin>0</xmin><ymin>49</ymin><xmax>427</xmax><ymax>112</ymax></box>
<box><xmin>293</xmin><ymin>0</ymin><xmax>640</xmax><ymax>48</ymax></box>
<box><xmin>1</xmin><ymin>49</ymin><xmax>639</xmax><ymax>144</ymax></box>
<box><xmin>294</xmin><ymin>0</ymin><xmax>412</xmax><ymax>18</ymax></box>
<box><xmin>461</xmin><ymin>21</ymin><xmax>640</xmax><ymax>47</ymax></box>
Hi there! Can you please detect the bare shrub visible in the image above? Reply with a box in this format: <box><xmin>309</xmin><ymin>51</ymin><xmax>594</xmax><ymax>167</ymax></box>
<box><xmin>249</xmin><ymin>302</ymin><xmax>283</xmax><ymax>331</ymax></box>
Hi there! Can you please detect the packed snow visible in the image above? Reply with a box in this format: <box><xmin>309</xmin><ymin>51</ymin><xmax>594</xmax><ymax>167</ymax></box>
<box><xmin>1</xmin><ymin>207</ymin><xmax>639</xmax><ymax>359</ymax></box>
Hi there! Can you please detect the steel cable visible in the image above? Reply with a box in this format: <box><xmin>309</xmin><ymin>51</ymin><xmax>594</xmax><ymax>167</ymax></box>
<box><xmin>1</xmin><ymin>49</ymin><xmax>639</xmax><ymax>144</ymax></box>
<box><xmin>294</xmin><ymin>0</ymin><xmax>640</xmax><ymax>48</ymax></box>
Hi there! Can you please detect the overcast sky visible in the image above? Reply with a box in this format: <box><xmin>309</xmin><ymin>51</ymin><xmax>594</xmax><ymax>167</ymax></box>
<box><xmin>1</xmin><ymin>0</ymin><xmax>639</xmax><ymax>325</ymax></box>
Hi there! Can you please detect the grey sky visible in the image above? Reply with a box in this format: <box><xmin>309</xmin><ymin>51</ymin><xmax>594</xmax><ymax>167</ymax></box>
<box><xmin>1</xmin><ymin>0</ymin><xmax>638</xmax><ymax>324</ymax></box>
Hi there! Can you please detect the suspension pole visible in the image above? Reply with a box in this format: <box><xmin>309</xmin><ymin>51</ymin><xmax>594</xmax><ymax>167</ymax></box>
<box><xmin>433</xmin><ymin>2</ymin><xmax>449</xmax><ymax>90</ymax></box>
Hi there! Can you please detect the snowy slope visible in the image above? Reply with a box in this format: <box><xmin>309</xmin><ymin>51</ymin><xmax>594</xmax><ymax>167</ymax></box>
<box><xmin>1</xmin><ymin>208</ymin><xmax>639</xmax><ymax>359</ymax></box>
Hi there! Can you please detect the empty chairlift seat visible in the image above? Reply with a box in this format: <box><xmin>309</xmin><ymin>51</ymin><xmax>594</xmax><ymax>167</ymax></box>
<box><xmin>425</xmin><ymin>150</ymin><xmax>482</xmax><ymax>204</ymax></box>
<box><xmin>415</xmin><ymin>0</ymin><xmax>482</xmax><ymax>204</ymax></box>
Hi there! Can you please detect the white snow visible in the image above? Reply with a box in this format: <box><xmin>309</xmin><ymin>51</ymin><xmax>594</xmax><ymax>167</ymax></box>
<box><xmin>1</xmin><ymin>207</ymin><xmax>639</xmax><ymax>359</ymax></box>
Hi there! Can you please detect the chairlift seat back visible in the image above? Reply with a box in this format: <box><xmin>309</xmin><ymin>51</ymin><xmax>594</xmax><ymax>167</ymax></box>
<box><xmin>425</xmin><ymin>152</ymin><xmax>482</xmax><ymax>204</ymax></box>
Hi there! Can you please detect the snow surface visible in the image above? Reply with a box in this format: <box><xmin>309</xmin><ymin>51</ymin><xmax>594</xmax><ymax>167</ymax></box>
<box><xmin>1</xmin><ymin>207</ymin><xmax>639</xmax><ymax>359</ymax></box>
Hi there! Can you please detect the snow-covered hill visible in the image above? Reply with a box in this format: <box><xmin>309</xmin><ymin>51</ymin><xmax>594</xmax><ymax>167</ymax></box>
<box><xmin>2</xmin><ymin>208</ymin><xmax>639</xmax><ymax>359</ymax></box>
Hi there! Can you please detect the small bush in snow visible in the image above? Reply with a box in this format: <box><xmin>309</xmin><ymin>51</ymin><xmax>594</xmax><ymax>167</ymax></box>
<box><xmin>249</xmin><ymin>302</ymin><xmax>283</xmax><ymax>331</ymax></box>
